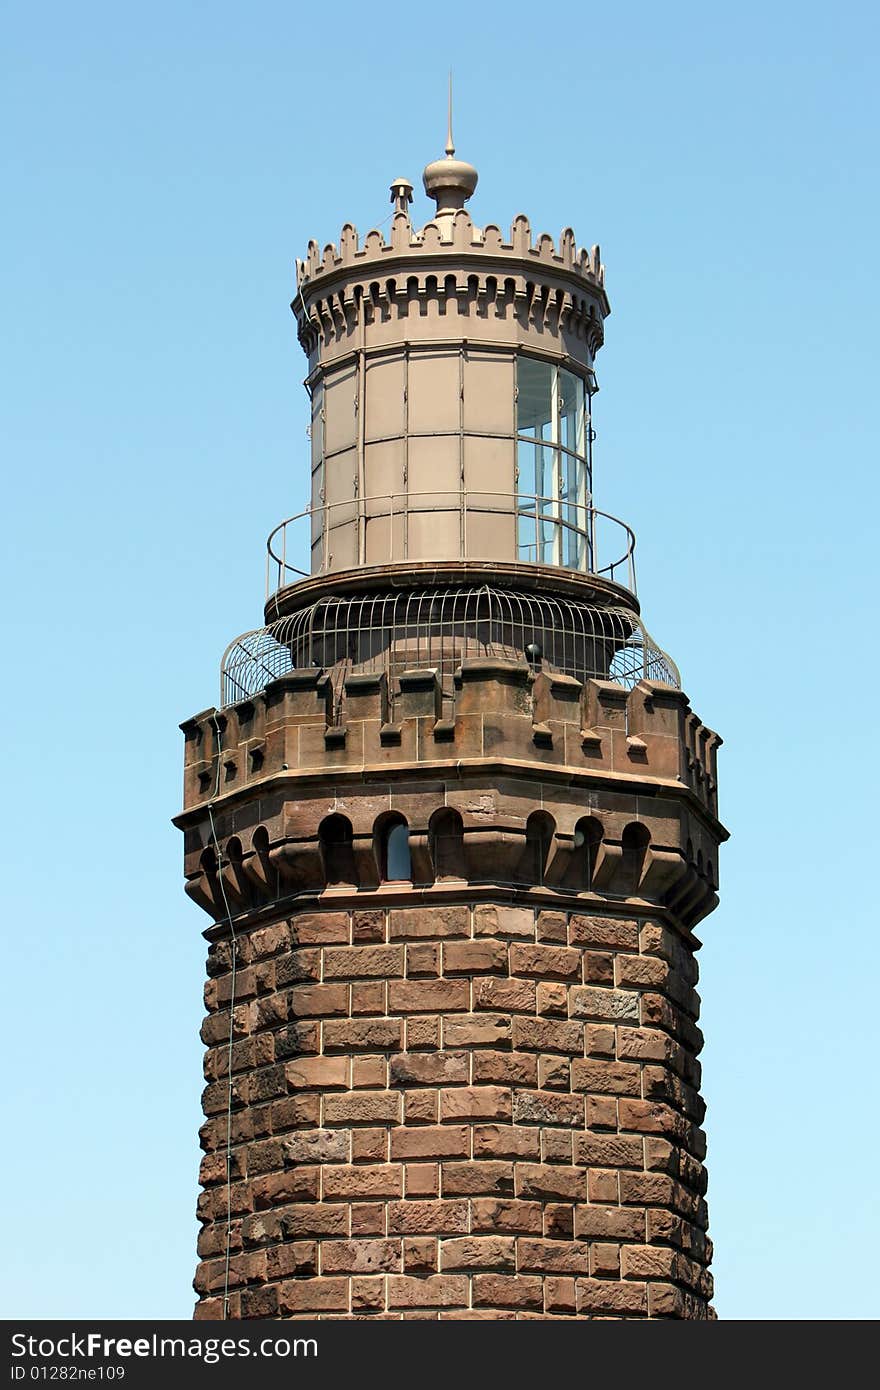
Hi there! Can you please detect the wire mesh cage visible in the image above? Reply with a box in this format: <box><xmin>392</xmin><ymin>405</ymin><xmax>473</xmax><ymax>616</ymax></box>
<box><xmin>221</xmin><ymin>584</ymin><xmax>679</xmax><ymax>713</ymax></box>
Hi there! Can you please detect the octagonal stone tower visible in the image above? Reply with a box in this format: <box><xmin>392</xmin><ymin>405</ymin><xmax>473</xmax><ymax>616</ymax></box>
<box><xmin>176</xmin><ymin>126</ymin><xmax>727</xmax><ymax>1321</ymax></box>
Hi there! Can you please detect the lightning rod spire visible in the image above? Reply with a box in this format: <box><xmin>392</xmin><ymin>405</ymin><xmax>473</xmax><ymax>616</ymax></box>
<box><xmin>446</xmin><ymin>71</ymin><xmax>455</xmax><ymax>157</ymax></box>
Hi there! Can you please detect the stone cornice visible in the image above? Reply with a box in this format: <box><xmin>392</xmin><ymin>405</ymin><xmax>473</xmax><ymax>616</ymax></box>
<box><xmin>173</xmin><ymin>754</ymin><xmax>726</xmax><ymax>844</ymax></box>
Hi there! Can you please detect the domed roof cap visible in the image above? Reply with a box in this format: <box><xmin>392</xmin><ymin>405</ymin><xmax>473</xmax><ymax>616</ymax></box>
<box><xmin>422</xmin><ymin>76</ymin><xmax>478</xmax><ymax>214</ymax></box>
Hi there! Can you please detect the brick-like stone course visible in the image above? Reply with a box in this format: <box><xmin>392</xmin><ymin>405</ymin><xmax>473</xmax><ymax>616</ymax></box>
<box><xmin>194</xmin><ymin>903</ymin><xmax>713</xmax><ymax>1320</ymax></box>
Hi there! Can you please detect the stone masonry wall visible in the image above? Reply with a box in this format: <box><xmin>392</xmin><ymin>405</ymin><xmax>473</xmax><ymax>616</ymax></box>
<box><xmin>194</xmin><ymin>901</ymin><xmax>712</xmax><ymax>1320</ymax></box>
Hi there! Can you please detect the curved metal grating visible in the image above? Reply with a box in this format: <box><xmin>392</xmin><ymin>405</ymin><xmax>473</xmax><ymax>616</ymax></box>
<box><xmin>221</xmin><ymin>585</ymin><xmax>680</xmax><ymax>712</ymax></box>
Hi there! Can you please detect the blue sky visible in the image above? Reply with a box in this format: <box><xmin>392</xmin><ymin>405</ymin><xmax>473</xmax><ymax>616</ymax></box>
<box><xmin>2</xmin><ymin>0</ymin><xmax>877</xmax><ymax>1319</ymax></box>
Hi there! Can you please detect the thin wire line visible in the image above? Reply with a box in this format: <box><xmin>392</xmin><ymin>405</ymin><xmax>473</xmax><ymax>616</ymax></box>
<box><xmin>207</xmin><ymin>715</ymin><xmax>239</xmax><ymax>1320</ymax></box>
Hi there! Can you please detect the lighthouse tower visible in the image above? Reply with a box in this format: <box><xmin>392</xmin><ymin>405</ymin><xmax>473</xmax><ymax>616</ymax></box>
<box><xmin>176</xmin><ymin>122</ymin><xmax>726</xmax><ymax>1321</ymax></box>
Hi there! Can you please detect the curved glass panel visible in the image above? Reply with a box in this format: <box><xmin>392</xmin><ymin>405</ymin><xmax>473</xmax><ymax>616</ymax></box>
<box><xmin>310</xmin><ymin>379</ymin><xmax>324</xmax><ymax>562</ymax></box>
<box><xmin>516</xmin><ymin>357</ymin><xmax>591</xmax><ymax>571</ymax></box>
<box><xmin>559</xmin><ymin>370</ymin><xmax>585</xmax><ymax>457</ymax></box>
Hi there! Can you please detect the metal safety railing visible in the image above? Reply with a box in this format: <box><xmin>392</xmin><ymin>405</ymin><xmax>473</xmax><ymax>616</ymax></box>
<box><xmin>266</xmin><ymin>492</ymin><xmax>637</xmax><ymax>598</ymax></box>
<box><xmin>223</xmin><ymin>584</ymin><xmax>679</xmax><ymax>709</ymax></box>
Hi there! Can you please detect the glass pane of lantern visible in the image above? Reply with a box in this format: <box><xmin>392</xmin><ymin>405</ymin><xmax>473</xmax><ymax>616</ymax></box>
<box><xmin>517</xmin><ymin>357</ymin><xmax>554</xmax><ymax>441</ymax></box>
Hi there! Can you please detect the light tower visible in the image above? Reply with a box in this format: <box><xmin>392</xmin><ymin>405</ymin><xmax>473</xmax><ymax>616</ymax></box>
<box><xmin>177</xmin><ymin>119</ymin><xmax>726</xmax><ymax>1321</ymax></box>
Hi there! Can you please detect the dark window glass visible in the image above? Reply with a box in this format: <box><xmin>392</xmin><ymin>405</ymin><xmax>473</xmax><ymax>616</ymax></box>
<box><xmin>385</xmin><ymin>821</ymin><xmax>411</xmax><ymax>881</ymax></box>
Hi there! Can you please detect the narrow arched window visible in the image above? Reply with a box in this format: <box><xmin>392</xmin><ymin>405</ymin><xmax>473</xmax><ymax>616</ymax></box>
<box><xmin>574</xmin><ymin>816</ymin><xmax>603</xmax><ymax>890</ymax></box>
<box><xmin>319</xmin><ymin>814</ymin><xmax>355</xmax><ymax>886</ymax></box>
<box><xmin>379</xmin><ymin>815</ymin><xmax>411</xmax><ymax>882</ymax></box>
<box><xmin>429</xmin><ymin>808</ymin><xmax>464</xmax><ymax>880</ymax></box>
<box><xmin>621</xmin><ymin>822</ymin><xmax>650</xmax><ymax>896</ymax></box>
<box><xmin>525</xmin><ymin>810</ymin><xmax>555</xmax><ymax>887</ymax></box>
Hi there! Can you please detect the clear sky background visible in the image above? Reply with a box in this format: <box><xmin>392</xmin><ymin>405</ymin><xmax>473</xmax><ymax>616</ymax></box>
<box><xmin>2</xmin><ymin>0</ymin><xmax>877</xmax><ymax>1320</ymax></box>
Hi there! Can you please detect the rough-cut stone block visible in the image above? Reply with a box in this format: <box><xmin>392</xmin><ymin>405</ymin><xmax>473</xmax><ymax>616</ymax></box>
<box><xmin>515</xmin><ymin>1164</ymin><xmax>586</xmax><ymax>1203</ymax></box>
<box><xmin>569</xmin><ymin>986</ymin><xmax>640</xmax><ymax>1022</ymax></box>
<box><xmin>323</xmin><ymin>1092</ymin><xmax>402</xmax><ymax>1125</ymax></box>
<box><xmin>387</xmin><ymin>1275</ymin><xmax>469</xmax><ymax>1308</ymax></box>
<box><xmin>283</xmin><ymin>1130</ymin><xmax>349</xmax><ymax>1164</ymax></box>
<box><xmin>321</xmin><ymin>1165</ymin><xmax>403</xmax><ymax>1200</ymax></box>
<box><xmin>389</xmin><ymin>907</ymin><xmax>470</xmax><ymax>939</ymax></box>
<box><xmin>513</xmin><ymin>1090</ymin><xmax>583</xmax><ymax>1128</ymax></box>
<box><xmin>442</xmin><ymin>1161</ymin><xmax>514</xmax><ymax>1196</ymax></box>
<box><xmin>390</xmin><ymin>1126</ymin><xmax>470</xmax><ymax>1160</ymax></box>
<box><xmin>470</xmin><ymin>1198</ymin><xmax>543</xmax><ymax>1234</ymax></box>
<box><xmin>284</xmin><ymin>1056</ymin><xmax>349</xmax><ymax>1090</ymax></box>
<box><xmin>473</xmin><ymin>1125</ymin><xmax>541</xmax><ymax>1160</ymax></box>
<box><xmin>472</xmin><ymin>1051</ymin><xmax>538</xmax><ymax>1086</ymax></box>
<box><xmin>473</xmin><ymin>977</ymin><xmax>535</xmax><ymax>1012</ymax></box>
<box><xmin>510</xmin><ymin>944</ymin><xmax>582</xmax><ymax>980</ymax></box>
<box><xmin>323</xmin><ymin>946</ymin><xmax>404</xmax><ymax>979</ymax></box>
<box><xmin>278</xmin><ymin>1277</ymin><xmax>349</xmax><ymax>1313</ymax></box>
<box><xmin>320</xmin><ymin>1240</ymin><xmax>401</xmax><ymax>1274</ymax></box>
<box><xmin>288</xmin><ymin>983</ymin><xmax>349</xmax><ymax>1018</ymax></box>
<box><xmin>512</xmin><ymin>1017</ymin><xmax>583</xmax><ymax>1054</ymax></box>
<box><xmin>517</xmin><ymin>1238</ymin><xmax>591</xmax><ymax>1274</ymax></box>
<box><xmin>473</xmin><ymin>904</ymin><xmax>535</xmax><ymax>939</ymax></box>
<box><xmin>440</xmin><ymin>1236</ymin><xmax>516</xmax><ymax>1270</ymax></box>
<box><xmin>576</xmin><ymin>1278</ymin><xmax>648</xmax><ymax>1315</ymax></box>
<box><xmin>290</xmin><ymin>913</ymin><xmax>350</xmax><ymax>946</ymax></box>
<box><xmin>472</xmin><ymin>1274</ymin><xmax>543</xmax><ymax>1309</ymax></box>
<box><xmin>388</xmin><ymin>979</ymin><xmax>470</xmax><ymax>1013</ymax></box>
<box><xmin>443</xmin><ymin>1013</ymin><xmax>512</xmax><ymax>1047</ymax></box>
<box><xmin>322</xmin><ymin>1019</ymin><xmax>403</xmax><ymax>1052</ymax></box>
<box><xmin>387</xmin><ymin>1200</ymin><xmax>469</xmax><ymax>1235</ymax></box>
<box><xmin>440</xmin><ymin>1086</ymin><xmax>512</xmax><ymax>1121</ymax></box>
<box><xmin>389</xmin><ymin>1052</ymin><xmax>469</xmax><ymax>1086</ymax></box>
<box><xmin>443</xmin><ymin>940</ymin><xmax>508</xmax><ymax>974</ymax></box>
<box><xmin>569</xmin><ymin>916</ymin><xmax>640</xmax><ymax>951</ymax></box>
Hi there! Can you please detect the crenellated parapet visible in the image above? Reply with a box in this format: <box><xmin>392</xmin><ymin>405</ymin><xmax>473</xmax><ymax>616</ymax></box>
<box><xmin>293</xmin><ymin>212</ymin><xmax>608</xmax><ymax>365</ymax></box>
<box><xmin>176</xmin><ymin>663</ymin><xmax>724</xmax><ymax>933</ymax></box>
<box><xmin>296</xmin><ymin>212</ymin><xmax>605</xmax><ymax>296</ymax></box>
<box><xmin>181</xmin><ymin>663</ymin><xmax>719</xmax><ymax>818</ymax></box>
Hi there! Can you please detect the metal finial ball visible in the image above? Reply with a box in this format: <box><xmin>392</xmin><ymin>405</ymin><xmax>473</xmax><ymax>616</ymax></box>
<box><xmin>525</xmin><ymin>641</ymin><xmax>543</xmax><ymax>664</ymax></box>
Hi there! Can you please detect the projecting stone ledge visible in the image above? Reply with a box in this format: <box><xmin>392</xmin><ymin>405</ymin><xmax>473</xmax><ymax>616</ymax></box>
<box><xmin>180</xmin><ymin>664</ymin><xmax>720</xmax><ymax>822</ymax></box>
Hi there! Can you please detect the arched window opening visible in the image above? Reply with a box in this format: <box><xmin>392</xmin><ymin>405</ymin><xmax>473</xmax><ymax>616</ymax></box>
<box><xmin>378</xmin><ymin>815</ymin><xmax>411</xmax><ymax>883</ymax></box>
<box><xmin>574</xmin><ymin>816</ymin><xmax>603</xmax><ymax>890</ymax></box>
<box><xmin>429</xmin><ymin>808</ymin><xmax>465</xmax><ymax>880</ymax></box>
<box><xmin>525</xmin><ymin>810</ymin><xmax>555</xmax><ymax>887</ymax></box>
<box><xmin>319</xmin><ymin>814</ymin><xmax>355</xmax><ymax>886</ymax></box>
<box><xmin>621</xmin><ymin>822</ymin><xmax>650</xmax><ymax>896</ymax></box>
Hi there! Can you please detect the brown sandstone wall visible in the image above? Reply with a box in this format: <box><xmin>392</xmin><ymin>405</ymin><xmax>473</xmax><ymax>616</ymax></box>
<box><xmin>194</xmin><ymin>901</ymin><xmax>712</xmax><ymax>1320</ymax></box>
